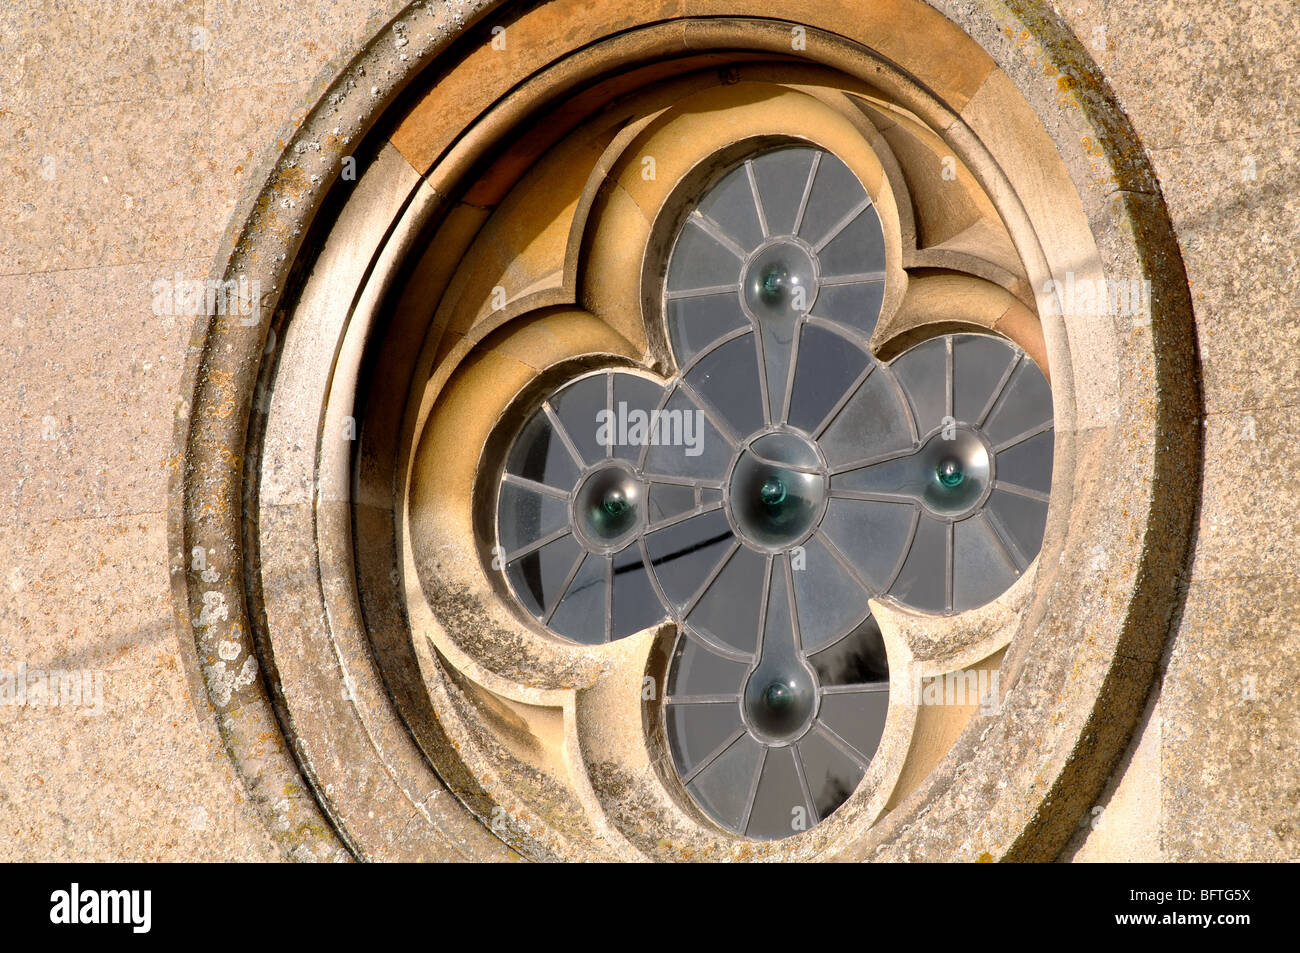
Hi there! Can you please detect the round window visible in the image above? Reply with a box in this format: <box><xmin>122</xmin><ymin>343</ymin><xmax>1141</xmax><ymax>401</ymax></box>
<box><xmin>182</xmin><ymin>0</ymin><xmax>1197</xmax><ymax>863</ymax></box>
<box><xmin>486</xmin><ymin>144</ymin><xmax>1052</xmax><ymax>838</ymax></box>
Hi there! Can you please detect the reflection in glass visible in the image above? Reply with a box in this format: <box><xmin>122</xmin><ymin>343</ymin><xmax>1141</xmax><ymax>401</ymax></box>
<box><xmin>742</xmin><ymin>240</ymin><xmax>817</xmax><ymax>323</ymax></box>
<box><xmin>573</xmin><ymin>465</ymin><xmax>643</xmax><ymax>549</ymax></box>
<box><xmin>727</xmin><ymin>432</ymin><xmax>825</xmax><ymax>550</ymax></box>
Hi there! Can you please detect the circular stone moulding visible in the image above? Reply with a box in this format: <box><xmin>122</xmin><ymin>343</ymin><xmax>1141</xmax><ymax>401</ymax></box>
<box><xmin>171</xmin><ymin>0</ymin><xmax>1200</xmax><ymax>863</ymax></box>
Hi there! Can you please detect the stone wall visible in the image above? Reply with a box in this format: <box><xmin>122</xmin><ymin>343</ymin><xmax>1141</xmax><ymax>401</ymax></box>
<box><xmin>0</xmin><ymin>0</ymin><xmax>1294</xmax><ymax>861</ymax></box>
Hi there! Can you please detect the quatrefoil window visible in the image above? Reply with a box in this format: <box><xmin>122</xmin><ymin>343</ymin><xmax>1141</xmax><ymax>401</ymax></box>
<box><xmin>487</xmin><ymin>144</ymin><xmax>1053</xmax><ymax>839</ymax></box>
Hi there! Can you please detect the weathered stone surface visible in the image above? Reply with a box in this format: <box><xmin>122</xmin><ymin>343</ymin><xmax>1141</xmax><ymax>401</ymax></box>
<box><xmin>1</xmin><ymin>0</ymin><xmax>1294</xmax><ymax>860</ymax></box>
<box><xmin>0</xmin><ymin>516</ymin><xmax>278</xmax><ymax>860</ymax></box>
<box><xmin>1160</xmin><ymin>574</ymin><xmax>1300</xmax><ymax>860</ymax></box>
<box><xmin>0</xmin><ymin>0</ymin><xmax>403</xmax><ymax>860</ymax></box>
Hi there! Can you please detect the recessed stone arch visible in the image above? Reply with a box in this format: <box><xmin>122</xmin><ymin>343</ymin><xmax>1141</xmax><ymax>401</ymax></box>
<box><xmin>170</xmin><ymin>0</ymin><xmax>1199</xmax><ymax>861</ymax></box>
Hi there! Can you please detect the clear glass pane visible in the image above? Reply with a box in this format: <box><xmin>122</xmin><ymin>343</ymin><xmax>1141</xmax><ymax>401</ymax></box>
<box><xmin>786</xmin><ymin>323</ymin><xmax>871</xmax><ymax>434</ymax></box>
<box><xmin>791</xmin><ymin>534</ymin><xmax>872</xmax><ymax>654</ymax></box>
<box><xmin>505</xmin><ymin>411</ymin><xmax>580</xmax><ymax>489</ymax></box>
<box><xmin>812</xmin><ymin>279</ymin><xmax>884</xmax><ymax>339</ymax></box>
<box><xmin>551</xmin><ymin>373</ymin><xmax>609</xmax><ymax>467</ymax></box>
<box><xmin>668</xmin><ymin>635</ymin><xmax>750</xmax><ymax>698</ymax></box>
<box><xmin>817</xmin><ymin>370</ymin><xmax>915</xmax><ymax>466</ymax></box>
<box><xmin>684</xmin><ymin>331</ymin><xmax>766</xmax><ymax>440</ymax></box>
<box><xmin>890</xmin><ymin>337</ymin><xmax>947</xmax><ymax>436</ymax></box>
<box><xmin>817</xmin><ymin>205</ymin><xmax>885</xmax><ymax>278</ymax></box>
<box><xmin>985</xmin><ymin>487</ymin><xmax>1048</xmax><ymax>563</ymax></box>
<box><xmin>953</xmin><ymin>334</ymin><xmax>1015</xmax><ymax>424</ymax></box>
<box><xmin>644</xmin><ymin>508</ymin><xmax>734</xmax><ymax>611</ymax></box>
<box><xmin>751</xmin><ymin>147</ymin><xmax>815</xmax><ymax>236</ymax></box>
<box><xmin>646</xmin><ymin>482</ymin><xmax>695</xmax><ymax>524</ymax></box>
<box><xmin>666</xmin><ymin>703</ymin><xmax>743</xmax><ymax>777</ymax></box>
<box><xmin>497</xmin><ymin>482</ymin><xmax>569</xmax><ymax>553</ymax></box>
<box><xmin>887</xmin><ymin>513</ymin><xmax>947</xmax><ymax>613</ymax></box>
<box><xmin>641</xmin><ymin>388</ymin><xmax>734</xmax><ymax>482</ymax></box>
<box><xmin>995</xmin><ymin>427</ymin><xmax>1054</xmax><ymax>495</ymax></box>
<box><xmin>547</xmin><ymin>552</ymin><xmax>608</xmax><ymax>644</ymax></box>
<box><xmin>687</xmin><ymin>544</ymin><xmax>767</xmax><ymax>655</ymax></box>
<box><xmin>808</xmin><ymin>614</ymin><xmax>889</xmax><ymax>687</ymax></box>
<box><xmin>667</xmin><ymin>293</ymin><xmax>748</xmax><ymax>368</ymax></box>
<box><xmin>759</xmin><ymin>553</ymin><xmax>795</xmax><ymax>656</ymax></box>
<box><xmin>667</xmin><ymin>218</ymin><xmax>743</xmax><ymax>293</ymax></box>
<box><xmin>952</xmin><ymin>514</ymin><xmax>1018</xmax><ymax>611</ymax></box>
<box><xmin>984</xmin><ymin>359</ymin><xmax>1052</xmax><ymax>447</ymax></box>
<box><xmin>697</xmin><ymin>163</ymin><xmax>765</xmax><ymax>250</ymax></box>
<box><xmin>831</xmin><ymin>452</ymin><xmax>918</xmax><ymax>497</ymax></box>
<box><xmin>505</xmin><ymin>533</ymin><xmax>581</xmax><ymax>618</ymax></box>
<box><xmin>797</xmin><ymin>730</ymin><xmax>866</xmax><ymax>820</ymax></box>
<box><xmin>757</xmin><ymin>312</ymin><xmax>798</xmax><ymax>425</ymax></box>
<box><xmin>745</xmin><ymin>746</ymin><xmax>811</xmax><ymax>840</ymax></box>
<box><xmin>610</xmin><ymin>372</ymin><xmax>669</xmax><ymax>459</ymax></box>
<box><xmin>796</xmin><ymin>152</ymin><xmax>867</xmax><ymax>248</ymax></box>
<box><xmin>817</xmin><ymin>690</ymin><xmax>889</xmax><ymax>762</ymax></box>
<box><xmin>817</xmin><ymin>499</ymin><xmax>914</xmax><ymax>592</ymax></box>
<box><xmin>612</xmin><ymin>546</ymin><xmax>668</xmax><ymax>639</ymax></box>
<box><xmin>687</xmin><ymin>734</ymin><xmax>763</xmax><ymax>832</ymax></box>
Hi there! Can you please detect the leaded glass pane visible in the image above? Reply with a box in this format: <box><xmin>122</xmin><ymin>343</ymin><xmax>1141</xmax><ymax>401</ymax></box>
<box><xmin>489</xmin><ymin>144</ymin><xmax>1054</xmax><ymax>842</ymax></box>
